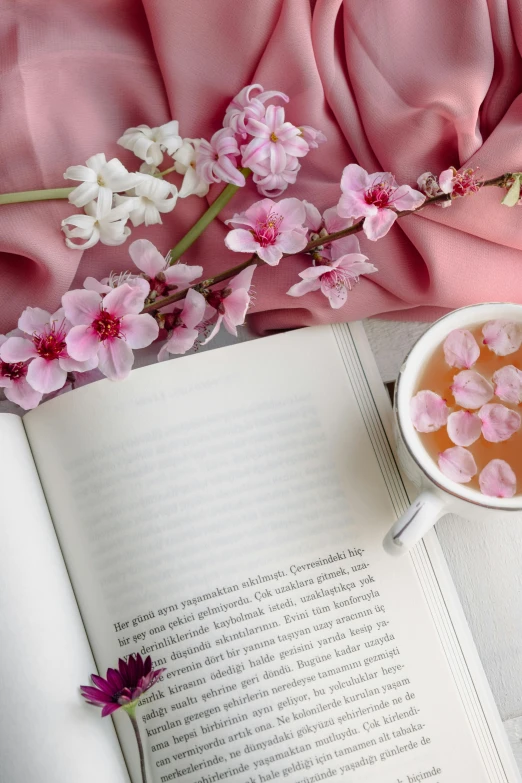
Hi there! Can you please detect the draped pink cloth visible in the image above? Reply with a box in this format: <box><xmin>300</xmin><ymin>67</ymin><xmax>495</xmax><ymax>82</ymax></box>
<box><xmin>2</xmin><ymin>0</ymin><xmax>522</xmax><ymax>335</ymax></box>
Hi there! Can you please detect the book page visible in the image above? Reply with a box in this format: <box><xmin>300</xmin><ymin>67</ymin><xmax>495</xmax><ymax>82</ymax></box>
<box><xmin>24</xmin><ymin>325</ymin><xmax>510</xmax><ymax>783</ymax></box>
<box><xmin>0</xmin><ymin>414</ymin><xmax>130</xmax><ymax>783</ymax></box>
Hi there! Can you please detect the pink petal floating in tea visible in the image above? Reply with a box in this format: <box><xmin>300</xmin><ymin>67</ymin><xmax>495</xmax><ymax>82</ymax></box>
<box><xmin>492</xmin><ymin>365</ymin><xmax>522</xmax><ymax>404</ymax></box>
<box><xmin>438</xmin><ymin>446</ymin><xmax>477</xmax><ymax>484</ymax></box>
<box><xmin>410</xmin><ymin>390</ymin><xmax>450</xmax><ymax>433</ymax></box>
<box><xmin>450</xmin><ymin>370</ymin><xmax>494</xmax><ymax>409</ymax></box>
<box><xmin>478</xmin><ymin>403</ymin><xmax>521</xmax><ymax>442</ymax></box>
<box><xmin>482</xmin><ymin>320</ymin><xmax>522</xmax><ymax>356</ymax></box>
<box><xmin>443</xmin><ymin>329</ymin><xmax>480</xmax><ymax>369</ymax></box>
<box><xmin>446</xmin><ymin>410</ymin><xmax>482</xmax><ymax>447</ymax></box>
<box><xmin>479</xmin><ymin>459</ymin><xmax>517</xmax><ymax>498</ymax></box>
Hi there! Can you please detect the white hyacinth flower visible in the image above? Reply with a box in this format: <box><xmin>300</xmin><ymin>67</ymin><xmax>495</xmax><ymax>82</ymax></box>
<box><xmin>61</xmin><ymin>200</ymin><xmax>132</xmax><ymax>250</ymax></box>
<box><xmin>173</xmin><ymin>139</ymin><xmax>210</xmax><ymax>198</ymax></box>
<box><xmin>64</xmin><ymin>153</ymin><xmax>138</xmax><ymax>213</ymax></box>
<box><xmin>115</xmin><ymin>174</ymin><xmax>178</xmax><ymax>227</ymax></box>
<box><xmin>117</xmin><ymin>121</ymin><xmax>182</xmax><ymax>166</ymax></box>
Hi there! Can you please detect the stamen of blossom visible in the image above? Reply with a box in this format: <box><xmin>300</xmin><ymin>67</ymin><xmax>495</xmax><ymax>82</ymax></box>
<box><xmin>439</xmin><ymin>167</ymin><xmax>481</xmax><ymax>198</ymax></box>
<box><xmin>225</xmin><ymin>198</ymin><xmax>307</xmax><ymax>265</ymax></box>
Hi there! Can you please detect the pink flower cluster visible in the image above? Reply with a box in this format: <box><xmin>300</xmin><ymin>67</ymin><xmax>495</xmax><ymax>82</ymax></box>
<box><xmin>410</xmin><ymin>322</ymin><xmax>522</xmax><ymax>498</ymax></box>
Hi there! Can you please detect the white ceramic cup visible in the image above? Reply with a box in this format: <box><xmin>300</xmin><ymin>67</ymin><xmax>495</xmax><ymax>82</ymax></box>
<box><xmin>383</xmin><ymin>302</ymin><xmax>522</xmax><ymax>556</ymax></box>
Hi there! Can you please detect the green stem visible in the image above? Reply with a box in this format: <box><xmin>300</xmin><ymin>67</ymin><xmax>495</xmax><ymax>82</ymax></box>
<box><xmin>167</xmin><ymin>168</ymin><xmax>251</xmax><ymax>265</ymax></box>
<box><xmin>159</xmin><ymin>165</ymin><xmax>176</xmax><ymax>177</ymax></box>
<box><xmin>0</xmin><ymin>187</ymin><xmax>74</xmax><ymax>205</ymax></box>
<box><xmin>127</xmin><ymin>710</ymin><xmax>148</xmax><ymax>783</ymax></box>
<box><xmin>143</xmin><ymin>171</ymin><xmax>512</xmax><ymax>315</ymax></box>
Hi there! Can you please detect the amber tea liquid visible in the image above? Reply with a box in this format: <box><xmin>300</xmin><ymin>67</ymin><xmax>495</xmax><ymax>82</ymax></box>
<box><xmin>415</xmin><ymin>323</ymin><xmax>522</xmax><ymax>495</ymax></box>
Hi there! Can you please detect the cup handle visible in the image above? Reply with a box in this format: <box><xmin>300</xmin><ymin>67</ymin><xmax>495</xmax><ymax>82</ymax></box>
<box><xmin>383</xmin><ymin>491</ymin><xmax>447</xmax><ymax>555</ymax></box>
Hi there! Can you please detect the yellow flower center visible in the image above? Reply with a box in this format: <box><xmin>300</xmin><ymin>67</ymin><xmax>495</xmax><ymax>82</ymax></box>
<box><xmin>270</xmin><ymin>132</ymin><xmax>278</xmax><ymax>143</ymax></box>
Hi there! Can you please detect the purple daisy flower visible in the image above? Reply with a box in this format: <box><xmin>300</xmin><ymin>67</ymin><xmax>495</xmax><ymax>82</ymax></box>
<box><xmin>81</xmin><ymin>654</ymin><xmax>166</xmax><ymax>717</ymax></box>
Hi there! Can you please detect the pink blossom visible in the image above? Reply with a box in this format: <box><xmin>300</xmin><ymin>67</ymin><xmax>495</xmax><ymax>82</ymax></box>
<box><xmin>447</xmin><ymin>410</ymin><xmax>482</xmax><ymax>447</ymax></box>
<box><xmin>225</xmin><ymin>198</ymin><xmax>308</xmax><ymax>265</ymax></box>
<box><xmin>204</xmin><ymin>266</ymin><xmax>256</xmax><ymax>343</ymax></box>
<box><xmin>337</xmin><ymin>164</ymin><xmax>425</xmax><ymax>241</ymax></box>
<box><xmin>83</xmin><ymin>272</ymin><xmax>150</xmax><ymax>298</ymax></box>
<box><xmin>0</xmin><ymin>334</ymin><xmax>42</xmax><ymax>410</ymax></box>
<box><xmin>63</xmin><ymin>284</ymin><xmax>159</xmax><ymax>381</ymax></box>
<box><xmin>158</xmin><ymin>289</ymin><xmax>206</xmax><ymax>360</ymax></box>
<box><xmin>410</xmin><ymin>390</ymin><xmax>450</xmax><ymax>433</ymax></box>
<box><xmin>482</xmin><ymin>320</ymin><xmax>522</xmax><ymax>356</ymax></box>
<box><xmin>301</xmin><ymin>203</ymin><xmax>358</xmax><ymax>259</ymax></box>
<box><xmin>196</xmin><ymin>128</ymin><xmax>245</xmax><ymax>187</ymax></box>
<box><xmin>439</xmin><ymin>167</ymin><xmax>481</xmax><ymax>198</ymax></box>
<box><xmin>0</xmin><ymin>307</ymin><xmax>97</xmax><ymax>394</ymax></box>
<box><xmin>478</xmin><ymin>403</ymin><xmax>521</xmax><ymax>443</ymax></box>
<box><xmin>250</xmin><ymin>155</ymin><xmax>301</xmax><ymax>197</ymax></box>
<box><xmin>223</xmin><ymin>84</ymin><xmax>289</xmax><ymax>139</ymax></box>
<box><xmin>287</xmin><ymin>252</ymin><xmax>377</xmax><ymax>309</ymax></box>
<box><xmin>129</xmin><ymin>239</ymin><xmax>203</xmax><ymax>298</ymax></box>
<box><xmin>443</xmin><ymin>329</ymin><xmax>480</xmax><ymax>369</ymax></box>
<box><xmin>242</xmin><ymin>105</ymin><xmax>309</xmax><ymax>174</ymax></box>
<box><xmin>451</xmin><ymin>370</ymin><xmax>494</xmax><ymax>409</ymax></box>
<box><xmin>479</xmin><ymin>459</ymin><xmax>517</xmax><ymax>498</ymax></box>
<box><xmin>298</xmin><ymin>126</ymin><xmax>327</xmax><ymax>150</ymax></box>
<box><xmin>438</xmin><ymin>447</ymin><xmax>477</xmax><ymax>484</ymax></box>
<box><xmin>493</xmin><ymin>365</ymin><xmax>522</xmax><ymax>404</ymax></box>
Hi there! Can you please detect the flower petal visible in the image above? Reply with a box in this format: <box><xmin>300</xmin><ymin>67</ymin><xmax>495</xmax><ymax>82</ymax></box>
<box><xmin>482</xmin><ymin>320</ymin><xmax>522</xmax><ymax>356</ymax></box>
<box><xmin>62</xmin><ymin>289</ymin><xmax>102</xmax><ymax>326</ymax></box>
<box><xmin>164</xmin><ymin>263</ymin><xmax>203</xmax><ymax>287</ymax></box>
<box><xmin>479</xmin><ymin>459</ymin><xmax>517</xmax><ymax>498</ymax></box>
<box><xmin>443</xmin><ymin>329</ymin><xmax>481</xmax><ymax>369</ymax></box>
<box><xmin>181</xmin><ymin>288</ymin><xmax>206</xmax><ymax>329</ymax></box>
<box><xmin>478</xmin><ymin>403</ymin><xmax>521</xmax><ymax>442</ymax></box>
<box><xmin>27</xmin><ymin>357</ymin><xmax>67</xmax><ymax>394</ymax></box>
<box><xmin>4</xmin><ymin>378</ymin><xmax>42</xmax><ymax>410</ymax></box>
<box><xmin>18</xmin><ymin>307</ymin><xmax>53</xmax><ymax>334</ymax></box>
<box><xmin>446</xmin><ymin>410</ymin><xmax>482</xmax><ymax>447</ymax></box>
<box><xmin>164</xmin><ymin>327</ymin><xmax>199</xmax><ymax>355</ymax></box>
<box><xmin>363</xmin><ymin>209</ymin><xmax>397</xmax><ymax>241</ymax></box>
<box><xmin>65</xmin><ymin>325</ymin><xmax>100</xmax><ymax>361</ymax></box>
<box><xmin>287</xmin><ymin>278</ymin><xmax>321</xmax><ymax>297</ymax></box>
<box><xmin>451</xmin><ymin>370</ymin><xmax>494</xmax><ymax>409</ymax></box>
<box><xmin>493</xmin><ymin>365</ymin><xmax>522</xmax><ymax>404</ymax></box>
<box><xmin>257</xmin><ymin>244</ymin><xmax>283</xmax><ymax>265</ymax></box>
<box><xmin>119</xmin><ymin>314</ymin><xmax>159</xmax><ymax>349</ymax></box>
<box><xmin>276</xmin><ymin>229</ymin><xmax>308</xmax><ymax>255</ymax></box>
<box><xmin>340</xmin><ymin>164</ymin><xmax>370</xmax><ymax>194</ymax></box>
<box><xmin>391</xmin><ymin>184</ymin><xmax>425</xmax><ymax>211</ymax></box>
<box><xmin>410</xmin><ymin>390</ymin><xmax>450</xmax><ymax>432</ymax></box>
<box><xmin>128</xmin><ymin>239</ymin><xmax>166</xmax><ymax>278</ymax></box>
<box><xmin>0</xmin><ymin>337</ymin><xmax>37</xmax><ymax>362</ymax></box>
<box><xmin>97</xmin><ymin>339</ymin><xmax>134</xmax><ymax>381</ymax></box>
<box><xmin>438</xmin><ymin>446</ymin><xmax>477</xmax><ymax>484</ymax></box>
<box><xmin>224</xmin><ymin>228</ymin><xmax>259</xmax><ymax>254</ymax></box>
<box><xmin>103</xmin><ymin>283</ymin><xmax>147</xmax><ymax>317</ymax></box>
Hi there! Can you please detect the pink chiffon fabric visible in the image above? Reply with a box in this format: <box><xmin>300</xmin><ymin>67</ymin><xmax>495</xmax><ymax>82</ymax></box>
<box><xmin>1</xmin><ymin>0</ymin><xmax>522</xmax><ymax>335</ymax></box>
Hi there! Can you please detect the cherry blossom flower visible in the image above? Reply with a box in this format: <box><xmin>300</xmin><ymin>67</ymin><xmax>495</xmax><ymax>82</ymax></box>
<box><xmin>64</xmin><ymin>153</ymin><xmax>138</xmax><ymax>213</ymax></box>
<box><xmin>242</xmin><ymin>105</ymin><xmax>309</xmax><ymax>174</ymax></box>
<box><xmin>250</xmin><ymin>155</ymin><xmax>301</xmax><ymax>197</ymax></box>
<box><xmin>83</xmin><ymin>272</ymin><xmax>150</xmax><ymax>298</ymax></box>
<box><xmin>204</xmin><ymin>265</ymin><xmax>256</xmax><ymax>343</ymax></box>
<box><xmin>410</xmin><ymin>390</ymin><xmax>450</xmax><ymax>433</ymax></box>
<box><xmin>223</xmin><ymin>84</ymin><xmax>289</xmax><ymax>139</ymax></box>
<box><xmin>447</xmin><ymin>410</ymin><xmax>482</xmax><ymax>447</ymax></box>
<box><xmin>196</xmin><ymin>128</ymin><xmax>245</xmax><ymax>187</ymax></box>
<box><xmin>478</xmin><ymin>403</ymin><xmax>521</xmax><ymax>443</ymax></box>
<box><xmin>493</xmin><ymin>365</ymin><xmax>522</xmax><ymax>404</ymax></box>
<box><xmin>439</xmin><ymin>167</ymin><xmax>481</xmax><ymax>198</ymax></box>
<box><xmin>443</xmin><ymin>329</ymin><xmax>480</xmax><ymax>369</ymax></box>
<box><xmin>0</xmin><ymin>334</ymin><xmax>42</xmax><ymax>410</ymax></box>
<box><xmin>482</xmin><ymin>320</ymin><xmax>522</xmax><ymax>356</ymax></box>
<box><xmin>0</xmin><ymin>307</ymin><xmax>97</xmax><ymax>394</ymax></box>
<box><xmin>63</xmin><ymin>283</ymin><xmax>159</xmax><ymax>381</ymax></box>
<box><xmin>115</xmin><ymin>175</ymin><xmax>178</xmax><ymax>227</ymax></box>
<box><xmin>158</xmin><ymin>289</ymin><xmax>206</xmax><ymax>360</ymax></box>
<box><xmin>337</xmin><ymin>164</ymin><xmax>425</xmax><ymax>241</ymax></box>
<box><xmin>416</xmin><ymin>171</ymin><xmax>451</xmax><ymax>207</ymax></box>
<box><xmin>298</xmin><ymin>126</ymin><xmax>327</xmax><ymax>150</ymax></box>
<box><xmin>81</xmin><ymin>653</ymin><xmax>165</xmax><ymax>718</ymax></box>
<box><xmin>225</xmin><ymin>198</ymin><xmax>307</xmax><ymax>265</ymax></box>
<box><xmin>117</xmin><ymin>121</ymin><xmax>182</xmax><ymax>166</ymax></box>
<box><xmin>438</xmin><ymin>446</ymin><xmax>477</xmax><ymax>484</ymax></box>
<box><xmin>128</xmin><ymin>239</ymin><xmax>202</xmax><ymax>298</ymax></box>
<box><xmin>479</xmin><ymin>459</ymin><xmax>517</xmax><ymax>498</ymax></box>
<box><xmin>173</xmin><ymin>139</ymin><xmax>209</xmax><ymax>198</ymax></box>
<box><xmin>61</xmin><ymin>200</ymin><xmax>131</xmax><ymax>250</ymax></box>
<box><xmin>287</xmin><ymin>251</ymin><xmax>376</xmax><ymax>309</ymax></box>
<box><xmin>451</xmin><ymin>370</ymin><xmax>494</xmax><ymax>409</ymax></box>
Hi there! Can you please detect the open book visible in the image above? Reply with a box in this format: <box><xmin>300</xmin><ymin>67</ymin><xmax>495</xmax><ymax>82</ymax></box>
<box><xmin>0</xmin><ymin>322</ymin><xmax>519</xmax><ymax>783</ymax></box>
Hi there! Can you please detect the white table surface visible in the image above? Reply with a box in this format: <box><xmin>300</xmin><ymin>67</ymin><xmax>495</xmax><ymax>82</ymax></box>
<box><xmin>2</xmin><ymin>317</ymin><xmax>521</xmax><ymax>770</ymax></box>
